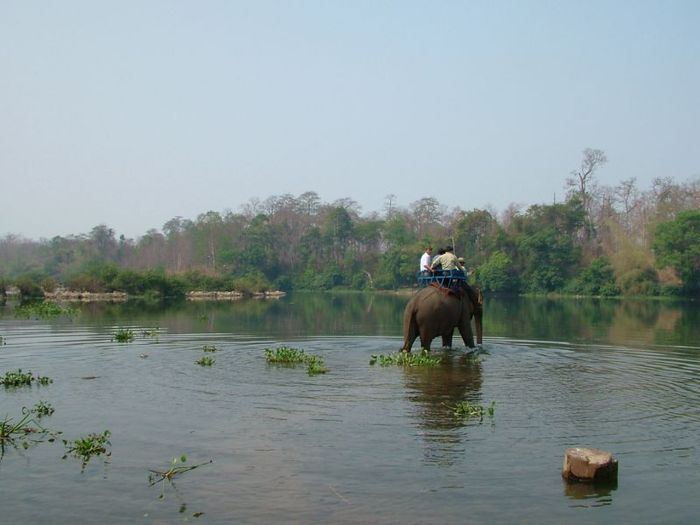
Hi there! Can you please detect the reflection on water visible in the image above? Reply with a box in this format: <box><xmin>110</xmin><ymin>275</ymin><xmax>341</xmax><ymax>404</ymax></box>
<box><xmin>402</xmin><ymin>352</ymin><xmax>484</xmax><ymax>466</ymax></box>
<box><xmin>564</xmin><ymin>479</ymin><xmax>618</xmax><ymax>508</ymax></box>
<box><xmin>0</xmin><ymin>293</ymin><xmax>699</xmax><ymax>524</ymax></box>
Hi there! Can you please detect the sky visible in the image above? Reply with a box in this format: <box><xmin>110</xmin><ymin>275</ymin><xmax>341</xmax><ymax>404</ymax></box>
<box><xmin>1</xmin><ymin>0</ymin><xmax>698</xmax><ymax>240</ymax></box>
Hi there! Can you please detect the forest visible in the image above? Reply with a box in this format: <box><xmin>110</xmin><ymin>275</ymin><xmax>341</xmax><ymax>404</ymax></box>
<box><xmin>1</xmin><ymin>150</ymin><xmax>699</xmax><ymax>299</ymax></box>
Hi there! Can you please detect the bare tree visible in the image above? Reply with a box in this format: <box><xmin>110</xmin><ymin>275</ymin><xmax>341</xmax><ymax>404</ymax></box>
<box><xmin>566</xmin><ymin>148</ymin><xmax>608</xmax><ymax>217</ymax></box>
<box><xmin>383</xmin><ymin>194</ymin><xmax>397</xmax><ymax>217</ymax></box>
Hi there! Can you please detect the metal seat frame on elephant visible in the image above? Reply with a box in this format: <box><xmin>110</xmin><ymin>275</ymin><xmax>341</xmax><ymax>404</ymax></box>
<box><xmin>416</xmin><ymin>269</ymin><xmax>467</xmax><ymax>292</ymax></box>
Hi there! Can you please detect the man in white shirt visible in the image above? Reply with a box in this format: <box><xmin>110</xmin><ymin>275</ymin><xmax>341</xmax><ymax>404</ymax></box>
<box><xmin>420</xmin><ymin>247</ymin><xmax>433</xmax><ymax>275</ymax></box>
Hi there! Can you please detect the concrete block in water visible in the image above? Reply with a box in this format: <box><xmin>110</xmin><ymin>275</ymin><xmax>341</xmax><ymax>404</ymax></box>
<box><xmin>562</xmin><ymin>447</ymin><xmax>618</xmax><ymax>482</ymax></box>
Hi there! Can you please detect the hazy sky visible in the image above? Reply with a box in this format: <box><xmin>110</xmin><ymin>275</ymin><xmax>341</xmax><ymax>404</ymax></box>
<box><xmin>1</xmin><ymin>0</ymin><xmax>698</xmax><ymax>240</ymax></box>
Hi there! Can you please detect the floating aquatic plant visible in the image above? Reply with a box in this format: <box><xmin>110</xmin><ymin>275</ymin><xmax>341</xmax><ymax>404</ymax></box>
<box><xmin>148</xmin><ymin>455</ymin><xmax>212</xmax><ymax>491</ymax></box>
<box><xmin>1</xmin><ymin>409</ymin><xmax>59</xmax><ymax>457</ymax></box>
<box><xmin>202</xmin><ymin>344</ymin><xmax>218</xmax><ymax>353</ymax></box>
<box><xmin>264</xmin><ymin>346</ymin><xmax>308</xmax><ymax>363</ymax></box>
<box><xmin>195</xmin><ymin>356</ymin><xmax>215</xmax><ymax>367</ymax></box>
<box><xmin>450</xmin><ymin>400</ymin><xmax>496</xmax><ymax>420</ymax></box>
<box><xmin>113</xmin><ymin>328</ymin><xmax>135</xmax><ymax>343</ymax></box>
<box><xmin>306</xmin><ymin>355</ymin><xmax>328</xmax><ymax>375</ymax></box>
<box><xmin>31</xmin><ymin>400</ymin><xmax>55</xmax><ymax>418</ymax></box>
<box><xmin>63</xmin><ymin>430</ymin><xmax>111</xmax><ymax>470</ymax></box>
<box><xmin>14</xmin><ymin>302</ymin><xmax>77</xmax><ymax>320</ymax></box>
<box><xmin>1</xmin><ymin>369</ymin><xmax>53</xmax><ymax>388</ymax></box>
<box><xmin>265</xmin><ymin>346</ymin><xmax>328</xmax><ymax>375</ymax></box>
<box><xmin>149</xmin><ymin>454</ymin><xmax>212</xmax><ymax>518</ymax></box>
<box><xmin>141</xmin><ymin>327</ymin><xmax>160</xmax><ymax>341</ymax></box>
<box><xmin>369</xmin><ymin>350</ymin><xmax>443</xmax><ymax>367</ymax></box>
<box><xmin>0</xmin><ymin>335</ymin><xmax>5</xmax><ymax>345</ymax></box>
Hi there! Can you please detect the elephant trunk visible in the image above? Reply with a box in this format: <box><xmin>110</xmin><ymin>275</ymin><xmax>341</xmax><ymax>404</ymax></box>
<box><xmin>474</xmin><ymin>288</ymin><xmax>484</xmax><ymax>345</ymax></box>
<box><xmin>474</xmin><ymin>306</ymin><xmax>483</xmax><ymax>345</ymax></box>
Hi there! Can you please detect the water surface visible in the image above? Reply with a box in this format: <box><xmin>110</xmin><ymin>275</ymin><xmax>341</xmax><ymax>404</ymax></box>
<box><xmin>1</xmin><ymin>293</ymin><xmax>698</xmax><ymax>524</ymax></box>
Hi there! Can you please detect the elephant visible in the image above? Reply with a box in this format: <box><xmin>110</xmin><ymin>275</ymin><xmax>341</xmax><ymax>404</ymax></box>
<box><xmin>402</xmin><ymin>283</ymin><xmax>483</xmax><ymax>351</ymax></box>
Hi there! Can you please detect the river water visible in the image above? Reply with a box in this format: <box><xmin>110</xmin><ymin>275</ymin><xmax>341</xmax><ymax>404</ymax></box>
<box><xmin>0</xmin><ymin>293</ymin><xmax>698</xmax><ymax>524</ymax></box>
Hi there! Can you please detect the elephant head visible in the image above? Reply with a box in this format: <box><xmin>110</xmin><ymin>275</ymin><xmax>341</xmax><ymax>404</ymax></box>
<box><xmin>402</xmin><ymin>283</ymin><xmax>483</xmax><ymax>352</ymax></box>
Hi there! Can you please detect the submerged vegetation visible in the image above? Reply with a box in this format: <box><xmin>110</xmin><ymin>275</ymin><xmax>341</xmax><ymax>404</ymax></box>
<box><xmin>369</xmin><ymin>350</ymin><xmax>443</xmax><ymax>367</ymax></box>
<box><xmin>149</xmin><ymin>455</ymin><xmax>212</xmax><ymax>518</ymax></box>
<box><xmin>1</xmin><ymin>369</ymin><xmax>53</xmax><ymax>387</ymax></box>
<box><xmin>141</xmin><ymin>327</ymin><xmax>160</xmax><ymax>341</ymax></box>
<box><xmin>265</xmin><ymin>346</ymin><xmax>328</xmax><ymax>375</ymax></box>
<box><xmin>148</xmin><ymin>455</ymin><xmax>213</xmax><ymax>494</ymax></box>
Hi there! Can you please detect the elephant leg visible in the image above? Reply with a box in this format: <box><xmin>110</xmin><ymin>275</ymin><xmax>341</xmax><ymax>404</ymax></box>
<box><xmin>458</xmin><ymin>319</ymin><xmax>475</xmax><ymax>349</ymax></box>
<box><xmin>442</xmin><ymin>332</ymin><xmax>454</xmax><ymax>348</ymax></box>
<box><xmin>474</xmin><ymin>306</ymin><xmax>483</xmax><ymax>345</ymax></box>
<box><xmin>418</xmin><ymin>327</ymin><xmax>433</xmax><ymax>351</ymax></box>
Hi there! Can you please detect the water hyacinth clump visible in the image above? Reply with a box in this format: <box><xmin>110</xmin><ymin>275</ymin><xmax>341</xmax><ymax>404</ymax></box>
<box><xmin>14</xmin><ymin>302</ymin><xmax>78</xmax><ymax>320</ymax></box>
<box><xmin>1</xmin><ymin>369</ymin><xmax>53</xmax><ymax>388</ymax></box>
<box><xmin>63</xmin><ymin>430</ymin><xmax>111</xmax><ymax>469</ymax></box>
<box><xmin>202</xmin><ymin>344</ymin><xmax>218</xmax><ymax>353</ymax></box>
<box><xmin>113</xmin><ymin>328</ymin><xmax>135</xmax><ymax>343</ymax></box>
<box><xmin>306</xmin><ymin>355</ymin><xmax>328</xmax><ymax>375</ymax></box>
<box><xmin>369</xmin><ymin>350</ymin><xmax>443</xmax><ymax>367</ymax></box>
<box><xmin>265</xmin><ymin>346</ymin><xmax>328</xmax><ymax>375</ymax></box>
<box><xmin>451</xmin><ymin>400</ymin><xmax>496</xmax><ymax>420</ymax></box>
<box><xmin>264</xmin><ymin>346</ymin><xmax>308</xmax><ymax>363</ymax></box>
<box><xmin>195</xmin><ymin>356</ymin><xmax>215</xmax><ymax>367</ymax></box>
<box><xmin>32</xmin><ymin>400</ymin><xmax>55</xmax><ymax>417</ymax></box>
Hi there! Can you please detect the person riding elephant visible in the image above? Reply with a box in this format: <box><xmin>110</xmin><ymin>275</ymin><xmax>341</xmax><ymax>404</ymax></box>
<box><xmin>402</xmin><ymin>281</ymin><xmax>483</xmax><ymax>352</ymax></box>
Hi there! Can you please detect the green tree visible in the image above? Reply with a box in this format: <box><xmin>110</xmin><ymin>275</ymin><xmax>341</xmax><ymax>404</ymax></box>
<box><xmin>653</xmin><ymin>210</ymin><xmax>700</xmax><ymax>294</ymax></box>
<box><xmin>453</xmin><ymin>209</ymin><xmax>501</xmax><ymax>266</ymax></box>
<box><xmin>566</xmin><ymin>256</ymin><xmax>620</xmax><ymax>296</ymax></box>
<box><xmin>479</xmin><ymin>251</ymin><xmax>519</xmax><ymax>292</ymax></box>
<box><xmin>511</xmin><ymin>201</ymin><xmax>585</xmax><ymax>293</ymax></box>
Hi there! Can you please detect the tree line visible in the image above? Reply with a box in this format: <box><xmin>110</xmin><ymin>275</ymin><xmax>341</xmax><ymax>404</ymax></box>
<box><xmin>1</xmin><ymin>150</ymin><xmax>699</xmax><ymax>298</ymax></box>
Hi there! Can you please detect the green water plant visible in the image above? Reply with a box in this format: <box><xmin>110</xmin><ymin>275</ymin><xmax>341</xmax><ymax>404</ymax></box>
<box><xmin>14</xmin><ymin>302</ymin><xmax>77</xmax><ymax>320</ymax></box>
<box><xmin>265</xmin><ymin>346</ymin><xmax>308</xmax><ymax>363</ymax></box>
<box><xmin>113</xmin><ymin>328</ymin><xmax>135</xmax><ymax>343</ymax></box>
<box><xmin>1</xmin><ymin>369</ymin><xmax>53</xmax><ymax>388</ymax></box>
<box><xmin>31</xmin><ymin>400</ymin><xmax>55</xmax><ymax>418</ymax></box>
<box><xmin>148</xmin><ymin>454</ymin><xmax>213</xmax><ymax>506</ymax></box>
<box><xmin>195</xmin><ymin>356</ymin><xmax>215</xmax><ymax>366</ymax></box>
<box><xmin>265</xmin><ymin>346</ymin><xmax>328</xmax><ymax>375</ymax></box>
<box><xmin>63</xmin><ymin>430</ymin><xmax>111</xmax><ymax>469</ymax></box>
<box><xmin>369</xmin><ymin>350</ymin><xmax>443</xmax><ymax>367</ymax></box>
<box><xmin>141</xmin><ymin>327</ymin><xmax>160</xmax><ymax>341</ymax></box>
<box><xmin>0</xmin><ymin>409</ymin><xmax>59</xmax><ymax>457</ymax></box>
<box><xmin>0</xmin><ymin>335</ymin><xmax>5</xmax><ymax>345</ymax></box>
<box><xmin>1</xmin><ymin>369</ymin><xmax>32</xmax><ymax>387</ymax></box>
<box><xmin>451</xmin><ymin>400</ymin><xmax>496</xmax><ymax>420</ymax></box>
<box><xmin>202</xmin><ymin>344</ymin><xmax>218</xmax><ymax>353</ymax></box>
<box><xmin>306</xmin><ymin>355</ymin><xmax>328</xmax><ymax>375</ymax></box>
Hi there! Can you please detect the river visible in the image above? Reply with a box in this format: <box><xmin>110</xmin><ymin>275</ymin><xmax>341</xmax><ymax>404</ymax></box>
<box><xmin>1</xmin><ymin>293</ymin><xmax>698</xmax><ymax>524</ymax></box>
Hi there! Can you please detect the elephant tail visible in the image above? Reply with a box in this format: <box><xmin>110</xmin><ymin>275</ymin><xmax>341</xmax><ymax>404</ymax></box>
<box><xmin>402</xmin><ymin>306</ymin><xmax>418</xmax><ymax>351</ymax></box>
